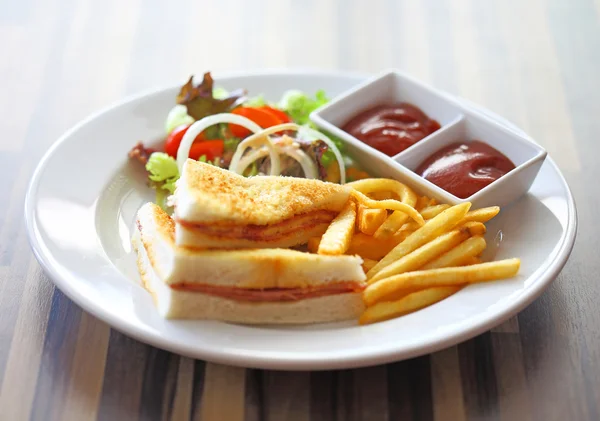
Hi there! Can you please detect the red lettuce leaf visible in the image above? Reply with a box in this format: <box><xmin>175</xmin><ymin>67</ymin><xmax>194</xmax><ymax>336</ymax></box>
<box><xmin>176</xmin><ymin>72</ymin><xmax>245</xmax><ymax>120</ymax></box>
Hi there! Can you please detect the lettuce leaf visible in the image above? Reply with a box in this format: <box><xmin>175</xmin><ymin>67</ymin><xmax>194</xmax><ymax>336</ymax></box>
<box><xmin>245</xmin><ymin>94</ymin><xmax>267</xmax><ymax>107</ymax></box>
<box><xmin>146</xmin><ymin>152</ymin><xmax>179</xmax><ymax>194</ymax></box>
<box><xmin>165</xmin><ymin>104</ymin><xmax>194</xmax><ymax>134</ymax></box>
<box><xmin>278</xmin><ymin>89</ymin><xmax>329</xmax><ymax>125</ymax></box>
<box><xmin>212</xmin><ymin>86</ymin><xmax>230</xmax><ymax>99</ymax></box>
<box><xmin>176</xmin><ymin>73</ymin><xmax>245</xmax><ymax>120</ymax></box>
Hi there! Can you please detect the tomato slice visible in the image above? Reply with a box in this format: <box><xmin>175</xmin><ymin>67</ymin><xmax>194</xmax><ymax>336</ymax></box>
<box><xmin>229</xmin><ymin>107</ymin><xmax>284</xmax><ymax>138</ymax></box>
<box><xmin>165</xmin><ymin>124</ymin><xmax>208</xmax><ymax>158</ymax></box>
<box><xmin>188</xmin><ymin>140</ymin><xmax>225</xmax><ymax>161</ymax></box>
<box><xmin>260</xmin><ymin>106</ymin><xmax>291</xmax><ymax>123</ymax></box>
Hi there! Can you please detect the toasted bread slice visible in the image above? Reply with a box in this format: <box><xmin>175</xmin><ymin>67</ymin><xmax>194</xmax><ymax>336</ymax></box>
<box><xmin>174</xmin><ymin>209</ymin><xmax>334</xmax><ymax>249</ymax></box>
<box><xmin>136</xmin><ymin>202</ymin><xmax>366</xmax><ymax>288</ymax></box>
<box><xmin>132</xmin><ymin>202</ymin><xmax>366</xmax><ymax>323</ymax></box>
<box><xmin>174</xmin><ymin>159</ymin><xmax>351</xmax><ymax>225</ymax></box>
<box><xmin>134</xmin><ymin>232</ymin><xmax>364</xmax><ymax>322</ymax></box>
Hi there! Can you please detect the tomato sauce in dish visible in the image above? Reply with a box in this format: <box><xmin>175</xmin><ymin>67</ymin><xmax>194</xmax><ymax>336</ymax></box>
<box><xmin>416</xmin><ymin>141</ymin><xmax>516</xmax><ymax>198</ymax></box>
<box><xmin>342</xmin><ymin>103</ymin><xmax>441</xmax><ymax>156</ymax></box>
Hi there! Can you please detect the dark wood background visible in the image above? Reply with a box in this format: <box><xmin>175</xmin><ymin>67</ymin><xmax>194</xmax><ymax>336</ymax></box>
<box><xmin>0</xmin><ymin>0</ymin><xmax>597</xmax><ymax>420</ymax></box>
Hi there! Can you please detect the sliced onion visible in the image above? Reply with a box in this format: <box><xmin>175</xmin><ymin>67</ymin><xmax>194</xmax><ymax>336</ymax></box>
<box><xmin>176</xmin><ymin>113</ymin><xmax>262</xmax><ymax>172</ymax></box>
<box><xmin>298</xmin><ymin>126</ymin><xmax>346</xmax><ymax>184</ymax></box>
<box><xmin>234</xmin><ymin>122</ymin><xmax>346</xmax><ymax>183</ymax></box>
<box><xmin>279</xmin><ymin>147</ymin><xmax>318</xmax><ymax>179</ymax></box>
<box><xmin>236</xmin><ymin>147</ymin><xmax>270</xmax><ymax>174</ymax></box>
<box><xmin>235</xmin><ymin>146</ymin><xmax>318</xmax><ymax>179</ymax></box>
<box><xmin>228</xmin><ymin>124</ymin><xmax>298</xmax><ymax>176</ymax></box>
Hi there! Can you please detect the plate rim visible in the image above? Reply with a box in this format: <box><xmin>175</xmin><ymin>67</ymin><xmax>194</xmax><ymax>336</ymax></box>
<box><xmin>24</xmin><ymin>70</ymin><xmax>578</xmax><ymax>370</ymax></box>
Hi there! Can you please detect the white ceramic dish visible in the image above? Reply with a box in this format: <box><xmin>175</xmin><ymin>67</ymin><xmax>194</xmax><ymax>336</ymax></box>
<box><xmin>311</xmin><ymin>70</ymin><xmax>547</xmax><ymax>209</ymax></box>
<box><xmin>25</xmin><ymin>70</ymin><xmax>577</xmax><ymax>370</ymax></box>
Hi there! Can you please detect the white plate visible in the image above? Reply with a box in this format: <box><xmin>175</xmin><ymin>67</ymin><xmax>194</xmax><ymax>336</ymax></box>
<box><xmin>25</xmin><ymin>71</ymin><xmax>577</xmax><ymax>370</ymax></box>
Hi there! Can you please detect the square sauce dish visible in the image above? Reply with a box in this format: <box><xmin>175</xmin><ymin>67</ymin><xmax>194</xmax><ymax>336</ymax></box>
<box><xmin>311</xmin><ymin>69</ymin><xmax>547</xmax><ymax>209</ymax></box>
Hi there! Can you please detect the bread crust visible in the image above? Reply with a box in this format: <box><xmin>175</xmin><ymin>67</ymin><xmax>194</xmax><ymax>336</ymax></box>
<box><xmin>174</xmin><ymin>159</ymin><xmax>352</xmax><ymax>225</ymax></box>
<box><xmin>133</xmin><ymin>224</ymin><xmax>365</xmax><ymax>324</ymax></box>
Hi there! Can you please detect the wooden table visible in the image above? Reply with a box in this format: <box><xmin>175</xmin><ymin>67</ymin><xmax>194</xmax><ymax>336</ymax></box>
<box><xmin>0</xmin><ymin>0</ymin><xmax>596</xmax><ymax>420</ymax></box>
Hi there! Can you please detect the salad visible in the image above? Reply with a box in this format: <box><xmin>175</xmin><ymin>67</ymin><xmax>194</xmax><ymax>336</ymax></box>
<box><xmin>129</xmin><ymin>72</ymin><xmax>370</xmax><ymax>208</ymax></box>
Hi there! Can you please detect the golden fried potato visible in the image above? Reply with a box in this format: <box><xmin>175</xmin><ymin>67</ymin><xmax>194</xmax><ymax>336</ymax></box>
<box><xmin>348</xmin><ymin>179</ymin><xmax>418</xmax><ymax>240</ymax></box>
<box><xmin>368</xmin><ymin>229</ymin><xmax>471</xmax><ymax>284</ymax></box>
<box><xmin>457</xmin><ymin>221</ymin><xmax>487</xmax><ymax>236</ymax></box>
<box><xmin>460</xmin><ymin>206</ymin><xmax>500</xmax><ymax>224</ymax></box>
<box><xmin>361</xmin><ymin>258</ymin><xmax>379</xmax><ymax>273</ymax></box>
<box><xmin>367</xmin><ymin>202</ymin><xmax>472</xmax><ymax>279</ymax></box>
<box><xmin>359</xmin><ymin>287</ymin><xmax>460</xmax><ymax>325</ymax></box>
<box><xmin>351</xmin><ymin>190</ymin><xmax>424</xmax><ymax>226</ymax></box>
<box><xmin>373</xmin><ymin>211</ymin><xmax>409</xmax><ymax>240</ymax></box>
<box><xmin>318</xmin><ymin>201</ymin><xmax>357</xmax><ymax>255</ymax></box>
<box><xmin>346</xmin><ymin>179</ymin><xmax>417</xmax><ymax>205</ymax></box>
<box><xmin>307</xmin><ymin>237</ymin><xmax>320</xmax><ymax>253</ymax></box>
<box><xmin>420</xmin><ymin>204</ymin><xmax>451</xmax><ymax>220</ymax></box>
<box><xmin>423</xmin><ymin>235</ymin><xmax>487</xmax><ymax>269</ymax></box>
<box><xmin>346</xmin><ymin>233</ymin><xmax>404</xmax><ymax>260</ymax></box>
<box><xmin>357</xmin><ymin>205</ymin><xmax>388</xmax><ymax>236</ymax></box>
<box><xmin>461</xmin><ymin>256</ymin><xmax>481</xmax><ymax>266</ymax></box>
<box><xmin>364</xmin><ymin>258</ymin><xmax>520</xmax><ymax>306</ymax></box>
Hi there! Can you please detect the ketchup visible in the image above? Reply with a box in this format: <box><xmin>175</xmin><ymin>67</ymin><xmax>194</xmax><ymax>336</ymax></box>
<box><xmin>416</xmin><ymin>141</ymin><xmax>516</xmax><ymax>198</ymax></box>
<box><xmin>342</xmin><ymin>103</ymin><xmax>441</xmax><ymax>156</ymax></box>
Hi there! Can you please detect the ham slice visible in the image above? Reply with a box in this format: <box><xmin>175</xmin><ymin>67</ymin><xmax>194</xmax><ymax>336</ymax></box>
<box><xmin>171</xmin><ymin>282</ymin><xmax>365</xmax><ymax>302</ymax></box>
<box><xmin>175</xmin><ymin>210</ymin><xmax>337</xmax><ymax>241</ymax></box>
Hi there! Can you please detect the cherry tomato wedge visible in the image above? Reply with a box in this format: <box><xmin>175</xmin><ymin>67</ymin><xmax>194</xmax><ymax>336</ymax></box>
<box><xmin>188</xmin><ymin>140</ymin><xmax>224</xmax><ymax>161</ymax></box>
<box><xmin>259</xmin><ymin>106</ymin><xmax>291</xmax><ymax>123</ymax></box>
<box><xmin>165</xmin><ymin>124</ymin><xmax>207</xmax><ymax>158</ymax></box>
<box><xmin>229</xmin><ymin>107</ymin><xmax>285</xmax><ymax>138</ymax></box>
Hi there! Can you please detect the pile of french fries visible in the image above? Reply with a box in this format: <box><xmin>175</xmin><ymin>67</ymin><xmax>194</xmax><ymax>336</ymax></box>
<box><xmin>309</xmin><ymin>178</ymin><xmax>521</xmax><ymax>325</ymax></box>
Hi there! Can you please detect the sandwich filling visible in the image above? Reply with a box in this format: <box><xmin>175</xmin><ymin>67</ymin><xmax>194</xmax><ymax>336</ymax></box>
<box><xmin>170</xmin><ymin>281</ymin><xmax>364</xmax><ymax>302</ymax></box>
<box><xmin>175</xmin><ymin>210</ymin><xmax>337</xmax><ymax>241</ymax></box>
<box><xmin>135</xmin><ymin>202</ymin><xmax>367</xmax><ymax>304</ymax></box>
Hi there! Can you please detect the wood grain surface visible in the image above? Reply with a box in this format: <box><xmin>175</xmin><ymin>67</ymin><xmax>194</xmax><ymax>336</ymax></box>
<box><xmin>0</xmin><ymin>0</ymin><xmax>596</xmax><ymax>420</ymax></box>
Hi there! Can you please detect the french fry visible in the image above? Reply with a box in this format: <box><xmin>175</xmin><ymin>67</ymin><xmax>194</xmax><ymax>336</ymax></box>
<box><xmin>346</xmin><ymin>179</ymin><xmax>417</xmax><ymax>205</ymax></box>
<box><xmin>309</xmin><ymin>232</ymin><xmax>403</xmax><ymax>260</ymax></box>
<box><xmin>398</xmin><ymin>206</ymin><xmax>459</xmax><ymax>233</ymax></box>
<box><xmin>364</xmin><ymin>258</ymin><xmax>520</xmax><ymax>306</ymax></box>
<box><xmin>395</xmin><ymin>222</ymin><xmax>417</xmax><ymax>239</ymax></box>
<box><xmin>415</xmin><ymin>196</ymin><xmax>431</xmax><ymax>211</ymax></box>
<box><xmin>458</xmin><ymin>221</ymin><xmax>487</xmax><ymax>236</ymax></box>
<box><xmin>347</xmin><ymin>232</ymin><xmax>404</xmax><ymax>260</ymax></box>
<box><xmin>395</xmin><ymin>217</ymin><xmax>483</xmax><ymax>243</ymax></box>
<box><xmin>368</xmin><ymin>228</ymin><xmax>471</xmax><ymax>284</ymax></box>
<box><xmin>420</xmin><ymin>204</ymin><xmax>451</xmax><ymax>220</ymax></box>
<box><xmin>351</xmin><ymin>190</ymin><xmax>424</xmax><ymax>226</ymax></box>
<box><xmin>368</xmin><ymin>191</ymin><xmax>394</xmax><ymax>201</ymax></box>
<box><xmin>318</xmin><ymin>201</ymin><xmax>357</xmax><ymax>255</ymax></box>
<box><xmin>373</xmin><ymin>211</ymin><xmax>411</xmax><ymax>239</ymax></box>
<box><xmin>348</xmin><ymin>178</ymin><xmax>418</xmax><ymax>240</ymax></box>
<box><xmin>357</xmin><ymin>205</ymin><xmax>388</xmax><ymax>235</ymax></box>
<box><xmin>462</xmin><ymin>256</ymin><xmax>481</xmax><ymax>266</ymax></box>
<box><xmin>397</xmin><ymin>220</ymin><xmax>420</xmax><ymax>233</ymax></box>
<box><xmin>459</xmin><ymin>206</ymin><xmax>500</xmax><ymax>224</ymax></box>
<box><xmin>307</xmin><ymin>237</ymin><xmax>320</xmax><ymax>253</ymax></box>
<box><xmin>359</xmin><ymin>287</ymin><xmax>460</xmax><ymax>325</ymax></box>
<box><xmin>423</xmin><ymin>235</ymin><xmax>487</xmax><ymax>269</ymax></box>
<box><xmin>367</xmin><ymin>203</ymin><xmax>472</xmax><ymax>279</ymax></box>
<box><xmin>361</xmin><ymin>258</ymin><xmax>378</xmax><ymax>273</ymax></box>
<box><xmin>394</xmin><ymin>228</ymin><xmax>415</xmax><ymax>243</ymax></box>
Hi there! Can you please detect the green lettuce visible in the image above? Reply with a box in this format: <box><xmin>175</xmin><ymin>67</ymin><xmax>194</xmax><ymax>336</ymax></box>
<box><xmin>278</xmin><ymin>89</ymin><xmax>329</xmax><ymax>125</ymax></box>
<box><xmin>212</xmin><ymin>86</ymin><xmax>229</xmax><ymax>99</ymax></box>
<box><xmin>164</xmin><ymin>104</ymin><xmax>194</xmax><ymax>134</ymax></box>
<box><xmin>224</xmin><ymin>137</ymin><xmax>241</xmax><ymax>152</ymax></box>
<box><xmin>197</xmin><ymin>155</ymin><xmax>220</xmax><ymax>166</ymax></box>
<box><xmin>245</xmin><ymin>94</ymin><xmax>267</xmax><ymax>107</ymax></box>
<box><xmin>146</xmin><ymin>152</ymin><xmax>179</xmax><ymax>194</ymax></box>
